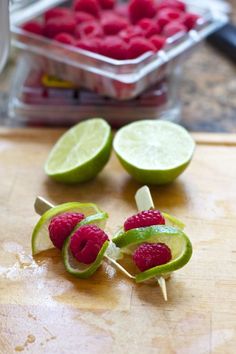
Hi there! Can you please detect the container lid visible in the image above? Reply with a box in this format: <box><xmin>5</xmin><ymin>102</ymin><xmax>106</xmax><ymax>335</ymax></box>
<box><xmin>10</xmin><ymin>0</ymin><xmax>62</xmax><ymax>25</ymax></box>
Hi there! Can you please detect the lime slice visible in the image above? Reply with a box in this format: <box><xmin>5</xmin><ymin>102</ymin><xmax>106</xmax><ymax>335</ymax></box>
<box><xmin>32</xmin><ymin>202</ymin><xmax>104</xmax><ymax>255</ymax></box>
<box><xmin>112</xmin><ymin>225</ymin><xmax>192</xmax><ymax>282</ymax></box>
<box><xmin>113</xmin><ymin>120</ymin><xmax>195</xmax><ymax>185</ymax></box>
<box><xmin>45</xmin><ymin>118</ymin><xmax>112</xmax><ymax>183</ymax></box>
<box><xmin>162</xmin><ymin>212</ymin><xmax>185</xmax><ymax>230</ymax></box>
<box><xmin>62</xmin><ymin>213</ymin><xmax>109</xmax><ymax>278</ymax></box>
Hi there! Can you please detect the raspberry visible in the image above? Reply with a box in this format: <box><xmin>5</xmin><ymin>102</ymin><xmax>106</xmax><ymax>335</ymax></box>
<box><xmin>44</xmin><ymin>16</ymin><xmax>76</xmax><ymax>38</ymax></box>
<box><xmin>98</xmin><ymin>0</ymin><xmax>116</xmax><ymax>9</ymax></box>
<box><xmin>162</xmin><ymin>21</ymin><xmax>187</xmax><ymax>37</ymax></box>
<box><xmin>101</xmin><ymin>14</ymin><xmax>129</xmax><ymax>35</ymax></box>
<box><xmin>138</xmin><ymin>18</ymin><xmax>161</xmax><ymax>38</ymax></box>
<box><xmin>76</xmin><ymin>20</ymin><xmax>103</xmax><ymax>38</ymax></box>
<box><xmin>129</xmin><ymin>0</ymin><xmax>157</xmax><ymax>24</ymax></box>
<box><xmin>75</xmin><ymin>11</ymin><xmax>96</xmax><ymax>24</ymax></box>
<box><xmin>44</xmin><ymin>7</ymin><xmax>74</xmax><ymax>22</ymax></box>
<box><xmin>119</xmin><ymin>25</ymin><xmax>144</xmax><ymax>43</ymax></box>
<box><xmin>54</xmin><ymin>33</ymin><xmax>76</xmax><ymax>45</ymax></box>
<box><xmin>100</xmin><ymin>36</ymin><xmax>128</xmax><ymax>60</ymax></box>
<box><xmin>48</xmin><ymin>212</ymin><xmax>85</xmax><ymax>250</ymax></box>
<box><xmin>128</xmin><ymin>37</ymin><xmax>156</xmax><ymax>59</ymax></box>
<box><xmin>115</xmin><ymin>4</ymin><xmax>129</xmax><ymax>18</ymax></box>
<box><xmin>149</xmin><ymin>35</ymin><xmax>166</xmax><ymax>50</ymax></box>
<box><xmin>70</xmin><ymin>225</ymin><xmax>109</xmax><ymax>264</ymax></box>
<box><xmin>181</xmin><ymin>12</ymin><xmax>200</xmax><ymax>30</ymax></box>
<box><xmin>156</xmin><ymin>0</ymin><xmax>186</xmax><ymax>12</ymax></box>
<box><xmin>133</xmin><ymin>242</ymin><xmax>172</xmax><ymax>271</ymax></box>
<box><xmin>124</xmin><ymin>209</ymin><xmax>165</xmax><ymax>231</ymax></box>
<box><xmin>22</xmin><ymin>21</ymin><xmax>44</xmax><ymax>36</ymax></box>
<box><xmin>76</xmin><ymin>38</ymin><xmax>101</xmax><ymax>53</ymax></box>
<box><xmin>156</xmin><ymin>8</ymin><xmax>182</xmax><ymax>29</ymax></box>
<box><xmin>73</xmin><ymin>0</ymin><xmax>101</xmax><ymax>19</ymax></box>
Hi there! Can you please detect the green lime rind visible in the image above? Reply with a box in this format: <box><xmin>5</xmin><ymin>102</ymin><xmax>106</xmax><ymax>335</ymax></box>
<box><xmin>76</xmin><ymin>212</ymin><xmax>108</xmax><ymax>230</ymax></box>
<box><xmin>162</xmin><ymin>212</ymin><xmax>185</xmax><ymax>230</ymax></box>
<box><xmin>112</xmin><ymin>225</ymin><xmax>192</xmax><ymax>282</ymax></box>
<box><xmin>63</xmin><ymin>241</ymin><xmax>109</xmax><ymax>279</ymax></box>
<box><xmin>62</xmin><ymin>213</ymin><xmax>109</xmax><ymax>279</ymax></box>
<box><xmin>45</xmin><ymin>118</ymin><xmax>113</xmax><ymax>184</ymax></box>
<box><xmin>32</xmin><ymin>202</ymin><xmax>102</xmax><ymax>255</ymax></box>
<box><xmin>135</xmin><ymin>234</ymin><xmax>192</xmax><ymax>282</ymax></box>
<box><xmin>112</xmin><ymin>225</ymin><xmax>180</xmax><ymax>248</ymax></box>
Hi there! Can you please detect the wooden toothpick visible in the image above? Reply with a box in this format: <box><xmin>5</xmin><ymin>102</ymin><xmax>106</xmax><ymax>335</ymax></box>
<box><xmin>135</xmin><ymin>186</ymin><xmax>168</xmax><ymax>301</ymax></box>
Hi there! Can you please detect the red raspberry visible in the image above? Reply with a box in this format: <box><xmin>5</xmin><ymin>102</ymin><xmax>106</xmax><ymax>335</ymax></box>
<box><xmin>119</xmin><ymin>25</ymin><xmax>144</xmax><ymax>43</ymax></box>
<box><xmin>75</xmin><ymin>11</ymin><xmax>96</xmax><ymax>24</ymax></box>
<box><xmin>100</xmin><ymin>36</ymin><xmax>129</xmax><ymax>60</ymax></box>
<box><xmin>54</xmin><ymin>33</ymin><xmax>76</xmax><ymax>45</ymax></box>
<box><xmin>101</xmin><ymin>14</ymin><xmax>129</xmax><ymax>35</ymax></box>
<box><xmin>76</xmin><ymin>20</ymin><xmax>103</xmax><ymax>38</ymax></box>
<box><xmin>156</xmin><ymin>8</ymin><xmax>182</xmax><ymax>29</ymax></box>
<box><xmin>44</xmin><ymin>16</ymin><xmax>76</xmax><ymax>38</ymax></box>
<box><xmin>124</xmin><ymin>209</ymin><xmax>165</xmax><ymax>231</ymax></box>
<box><xmin>70</xmin><ymin>225</ymin><xmax>109</xmax><ymax>264</ymax></box>
<box><xmin>156</xmin><ymin>0</ymin><xmax>186</xmax><ymax>12</ymax></box>
<box><xmin>129</xmin><ymin>0</ymin><xmax>157</xmax><ymax>24</ymax></box>
<box><xmin>44</xmin><ymin>7</ymin><xmax>74</xmax><ymax>22</ymax></box>
<box><xmin>133</xmin><ymin>242</ymin><xmax>172</xmax><ymax>271</ymax></box>
<box><xmin>73</xmin><ymin>0</ymin><xmax>100</xmax><ymax>19</ymax></box>
<box><xmin>128</xmin><ymin>37</ymin><xmax>156</xmax><ymax>59</ymax></box>
<box><xmin>98</xmin><ymin>0</ymin><xmax>116</xmax><ymax>9</ymax></box>
<box><xmin>162</xmin><ymin>21</ymin><xmax>187</xmax><ymax>37</ymax></box>
<box><xmin>138</xmin><ymin>18</ymin><xmax>161</xmax><ymax>38</ymax></box>
<box><xmin>48</xmin><ymin>212</ymin><xmax>85</xmax><ymax>250</ymax></box>
<box><xmin>149</xmin><ymin>35</ymin><xmax>166</xmax><ymax>50</ymax></box>
<box><xmin>22</xmin><ymin>21</ymin><xmax>44</xmax><ymax>36</ymax></box>
<box><xmin>181</xmin><ymin>12</ymin><xmax>200</xmax><ymax>30</ymax></box>
<box><xmin>115</xmin><ymin>4</ymin><xmax>129</xmax><ymax>18</ymax></box>
<box><xmin>76</xmin><ymin>38</ymin><xmax>101</xmax><ymax>53</ymax></box>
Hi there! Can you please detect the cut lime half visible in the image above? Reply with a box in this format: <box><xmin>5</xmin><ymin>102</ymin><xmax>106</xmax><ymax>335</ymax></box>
<box><xmin>113</xmin><ymin>120</ymin><xmax>195</xmax><ymax>184</ymax></box>
<box><xmin>45</xmin><ymin>118</ymin><xmax>112</xmax><ymax>183</ymax></box>
<box><xmin>62</xmin><ymin>213</ymin><xmax>109</xmax><ymax>279</ymax></box>
<box><xmin>31</xmin><ymin>202</ymin><xmax>104</xmax><ymax>255</ymax></box>
<box><xmin>112</xmin><ymin>225</ymin><xmax>192</xmax><ymax>282</ymax></box>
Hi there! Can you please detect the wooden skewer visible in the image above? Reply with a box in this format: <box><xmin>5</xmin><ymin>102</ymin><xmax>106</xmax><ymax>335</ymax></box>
<box><xmin>135</xmin><ymin>186</ymin><xmax>168</xmax><ymax>302</ymax></box>
<box><xmin>34</xmin><ymin>196</ymin><xmax>135</xmax><ymax>280</ymax></box>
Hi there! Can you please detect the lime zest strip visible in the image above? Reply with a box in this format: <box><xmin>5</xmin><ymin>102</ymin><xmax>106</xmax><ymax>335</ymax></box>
<box><xmin>162</xmin><ymin>212</ymin><xmax>185</xmax><ymax>230</ymax></box>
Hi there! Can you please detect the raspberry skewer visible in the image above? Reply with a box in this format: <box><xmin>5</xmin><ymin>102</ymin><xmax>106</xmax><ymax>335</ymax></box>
<box><xmin>134</xmin><ymin>185</ymin><xmax>168</xmax><ymax>301</ymax></box>
<box><xmin>34</xmin><ymin>196</ymin><xmax>135</xmax><ymax>280</ymax></box>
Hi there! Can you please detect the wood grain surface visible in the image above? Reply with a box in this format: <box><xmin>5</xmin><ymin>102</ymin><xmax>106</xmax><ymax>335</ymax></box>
<box><xmin>0</xmin><ymin>128</ymin><xmax>236</xmax><ymax>354</ymax></box>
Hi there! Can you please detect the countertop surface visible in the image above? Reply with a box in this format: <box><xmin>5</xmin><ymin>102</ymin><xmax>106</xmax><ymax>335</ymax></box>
<box><xmin>0</xmin><ymin>1</ymin><xmax>235</xmax><ymax>132</ymax></box>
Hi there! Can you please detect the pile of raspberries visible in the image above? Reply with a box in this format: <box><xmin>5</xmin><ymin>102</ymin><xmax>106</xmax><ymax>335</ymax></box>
<box><xmin>22</xmin><ymin>0</ymin><xmax>200</xmax><ymax>60</ymax></box>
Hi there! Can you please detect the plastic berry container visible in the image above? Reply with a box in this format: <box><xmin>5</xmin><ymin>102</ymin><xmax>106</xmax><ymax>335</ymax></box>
<box><xmin>10</xmin><ymin>0</ymin><xmax>227</xmax><ymax>100</ymax></box>
<box><xmin>8</xmin><ymin>55</ymin><xmax>181</xmax><ymax>127</ymax></box>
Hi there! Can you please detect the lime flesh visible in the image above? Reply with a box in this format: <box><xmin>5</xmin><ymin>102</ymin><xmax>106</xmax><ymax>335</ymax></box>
<box><xmin>112</xmin><ymin>225</ymin><xmax>192</xmax><ymax>282</ymax></box>
<box><xmin>31</xmin><ymin>202</ymin><xmax>103</xmax><ymax>255</ymax></box>
<box><xmin>45</xmin><ymin>118</ymin><xmax>112</xmax><ymax>183</ymax></box>
<box><xmin>113</xmin><ymin>120</ymin><xmax>195</xmax><ymax>185</ymax></box>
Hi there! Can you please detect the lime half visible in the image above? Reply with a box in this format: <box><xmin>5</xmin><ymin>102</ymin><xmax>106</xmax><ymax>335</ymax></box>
<box><xmin>45</xmin><ymin>118</ymin><xmax>112</xmax><ymax>183</ymax></box>
<box><xmin>113</xmin><ymin>120</ymin><xmax>195</xmax><ymax>184</ymax></box>
<box><xmin>112</xmin><ymin>225</ymin><xmax>192</xmax><ymax>282</ymax></box>
<box><xmin>62</xmin><ymin>213</ymin><xmax>109</xmax><ymax>279</ymax></box>
<box><xmin>32</xmin><ymin>202</ymin><xmax>104</xmax><ymax>255</ymax></box>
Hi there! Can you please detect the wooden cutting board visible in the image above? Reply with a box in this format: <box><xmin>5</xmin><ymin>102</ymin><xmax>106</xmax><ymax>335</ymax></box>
<box><xmin>0</xmin><ymin>128</ymin><xmax>235</xmax><ymax>354</ymax></box>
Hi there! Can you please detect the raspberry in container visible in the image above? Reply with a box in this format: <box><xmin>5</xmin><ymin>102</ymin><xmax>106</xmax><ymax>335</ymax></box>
<box><xmin>10</xmin><ymin>0</ymin><xmax>228</xmax><ymax>100</ymax></box>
